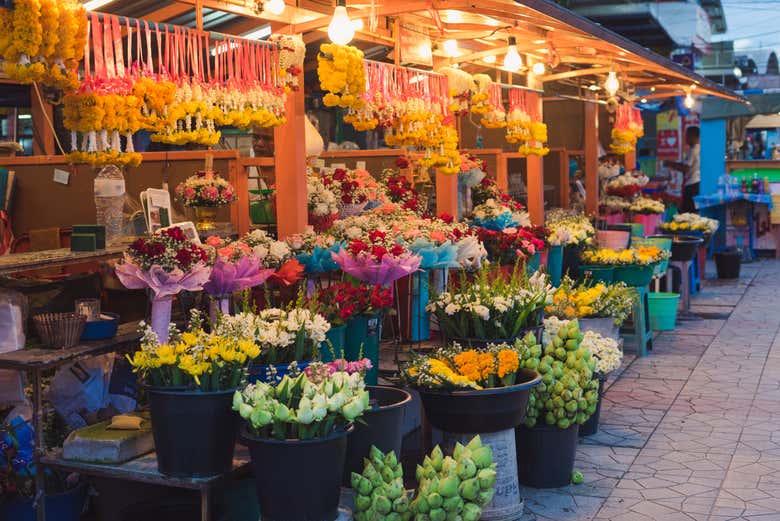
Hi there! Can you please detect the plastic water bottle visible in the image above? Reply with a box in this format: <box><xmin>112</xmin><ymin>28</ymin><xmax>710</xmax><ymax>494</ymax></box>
<box><xmin>717</xmin><ymin>175</ymin><xmax>726</xmax><ymax>196</ymax></box>
<box><xmin>94</xmin><ymin>165</ymin><xmax>126</xmax><ymax>245</ymax></box>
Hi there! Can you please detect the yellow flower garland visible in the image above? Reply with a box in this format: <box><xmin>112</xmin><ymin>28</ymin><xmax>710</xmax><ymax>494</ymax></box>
<box><xmin>318</xmin><ymin>43</ymin><xmax>366</xmax><ymax>109</ymax></box>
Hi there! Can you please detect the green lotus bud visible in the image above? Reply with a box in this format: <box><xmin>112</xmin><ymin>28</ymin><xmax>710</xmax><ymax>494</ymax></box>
<box><xmin>555</xmin><ymin>347</ymin><xmax>567</xmax><ymax>359</ymax></box>
<box><xmin>471</xmin><ymin>446</ymin><xmax>493</xmax><ymax>469</ymax></box>
<box><xmin>429</xmin><ymin>508</ymin><xmax>446</xmax><ymax>521</ymax></box>
<box><xmin>545</xmin><ymin>412</ymin><xmax>556</xmax><ymax>424</ymax></box>
<box><xmin>445</xmin><ymin>512</ymin><xmax>462</xmax><ymax>521</ymax></box>
<box><xmin>393</xmin><ymin>495</ymin><xmax>410</xmax><ymax>513</ymax></box>
<box><xmin>364</xmin><ymin>461</ymin><xmax>378</xmax><ymax>479</ymax></box>
<box><xmin>565</xmin><ymin>400</ymin><xmax>578</xmax><ymax>413</ymax></box>
<box><xmin>566</xmin><ymin>339</ymin><xmax>579</xmax><ymax>351</ymax></box>
<box><xmin>381</xmin><ymin>465</ymin><xmax>396</xmax><ymax>483</ymax></box>
<box><xmin>385</xmin><ymin>450</ymin><xmax>399</xmax><ymax>469</ymax></box>
<box><xmin>249</xmin><ymin>408</ymin><xmax>272</xmax><ymax>429</ymax></box>
<box><xmin>386</xmin><ymin>513</ymin><xmax>402</xmax><ymax>521</ymax></box>
<box><xmin>578</xmin><ymin>398</ymin><xmax>588</xmax><ymax>411</ymax></box>
<box><xmin>477</xmin><ymin>489</ymin><xmax>495</xmax><ymax>507</ymax></box>
<box><xmin>575</xmin><ymin>412</ymin><xmax>586</xmax><ymax>424</ymax></box>
<box><xmin>355</xmin><ymin>494</ymin><xmax>372</xmax><ymax>512</ymax></box>
<box><xmin>373</xmin><ymin>495</ymin><xmax>392</xmax><ymax>515</ymax></box>
<box><xmin>412</xmin><ymin>495</ymin><xmax>429</xmax><ymax>514</ymax></box>
<box><xmin>524</xmin><ymin>416</ymin><xmax>536</xmax><ymax>427</ymax></box>
<box><xmin>553</xmin><ymin>337</ymin><xmax>563</xmax><ymax>348</ymax></box>
<box><xmin>477</xmin><ymin>468</ymin><xmax>496</xmax><ymax>489</ymax></box>
<box><xmin>414</xmin><ymin>514</ymin><xmax>427</xmax><ymax>521</ymax></box>
<box><xmin>456</xmin><ymin>458</ymin><xmax>476</xmax><ymax>480</ymax></box>
<box><xmin>369</xmin><ymin>446</ymin><xmax>385</xmax><ymax>465</ymax></box>
<box><xmin>462</xmin><ymin>502</ymin><xmax>482</xmax><ymax>521</ymax></box>
<box><xmin>453</xmin><ymin>442</ymin><xmax>465</xmax><ymax>460</ymax></box>
<box><xmin>386</xmin><ymin>479</ymin><xmax>404</xmax><ymax>500</ymax></box>
<box><xmin>586</xmin><ymin>404</ymin><xmax>597</xmax><ymax>415</ymax></box>
<box><xmin>458</xmin><ymin>478</ymin><xmax>479</xmax><ymax>501</ymax></box>
<box><xmin>430</xmin><ymin>446</ymin><xmax>444</xmax><ymax>471</ymax></box>
<box><xmin>395</xmin><ymin>465</ymin><xmax>403</xmax><ymax>479</ymax></box>
<box><xmin>351</xmin><ymin>472</ymin><xmax>362</xmax><ymax>490</ymax></box>
<box><xmin>427</xmin><ymin>492</ymin><xmax>443</xmax><ymax>509</ymax></box>
<box><xmin>466</xmin><ymin>435</ymin><xmax>483</xmax><ymax>451</ymax></box>
<box><xmin>442</xmin><ymin>496</ymin><xmax>463</xmax><ymax>513</ymax></box>
<box><xmin>441</xmin><ymin>457</ymin><xmax>457</xmax><ymax>474</ymax></box>
<box><xmin>557</xmin><ymin>418</ymin><xmax>571</xmax><ymax>429</ymax></box>
<box><xmin>415</xmin><ymin>465</ymin><xmax>424</xmax><ymax>482</ymax></box>
<box><xmin>439</xmin><ymin>475</ymin><xmax>460</xmax><ymax>498</ymax></box>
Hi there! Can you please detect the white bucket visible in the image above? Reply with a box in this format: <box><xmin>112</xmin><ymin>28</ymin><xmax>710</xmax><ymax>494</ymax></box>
<box><xmin>440</xmin><ymin>429</ymin><xmax>524</xmax><ymax>521</ymax></box>
<box><xmin>597</xmin><ymin>230</ymin><xmax>630</xmax><ymax>250</ymax></box>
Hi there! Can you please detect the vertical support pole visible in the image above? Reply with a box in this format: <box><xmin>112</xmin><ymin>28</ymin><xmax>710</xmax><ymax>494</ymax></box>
<box><xmin>436</xmin><ymin>169</ymin><xmax>459</xmax><ymax>218</ymax></box>
<box><xmin>195</xmin><ymin>0</ymin><xmax>204</xmax><ymax>31</ymax></box>
<box><xmin>584</xmin><ymin>93</ymin><xmax>600</xmax><ymax>216</ymax></box>
<box><xmin>33</xmin><ymin>369</ymin><xmax>45</xmax><ymax>521</ymax></box>
<box><xmin>624</xmin><ymin>149</ymin><xmax>637</xmax><ymax>172</ymax></box>
<box><xmin>525</xmin><ymin>91</ymin><xmax>544</xmax><ymax>225</ymax></box>
<box><xmin>274</xmin><ymin>85</ymin><xmax>308</xmax><ymax>239</ymax></box>
<box><xmin>496</xmin><ymin>153</ymin><xmax>508</xmax><ymax>192</ymax></box>
<box><xmin>31</xmin><ymin>86</ymin><xmax>54</xmax><ymax>156</ymax></box>
<box><xmin>559</xmin><ymin>150</ymin><xmax>570</xmax><ymax>209</ymax></box>
<box><xmin>228</xmin><ymin>158</ymin><xmax>249</xmax><ymax>237</ymax></box>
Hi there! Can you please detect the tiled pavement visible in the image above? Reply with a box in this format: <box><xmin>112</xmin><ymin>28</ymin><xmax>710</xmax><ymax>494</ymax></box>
<box><xmin>519</xmin><ymin>260</ymin><xmax>780</xmax><ymax>521</ymax></box>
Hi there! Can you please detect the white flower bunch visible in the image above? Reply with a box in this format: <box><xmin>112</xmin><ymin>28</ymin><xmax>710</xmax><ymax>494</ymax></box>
<box><xmin>307</xmin><ymin>175</ymin><xmax>339</xmax><ymax>217</ymax></box>
<box><xmin>542</xmin><ymin>316</ymin><xmax>570</xmax><ymax>346</ymax></box>
<box><xmin>606</xmin><ymin>172</ymin><xmax>649</xmax><ymax>189</ymax></box>
<box><xmin>629</xmin><ymin>196</ymin><xmax>665</xmax><ymax>215</ymax></box>
<box><xmin>672</xmin><ymin>213</ymin><xmax>719</xmax><ymax>233</ymax></box>
<box><xmin>471</xmin><ymin>198</ymin><xmax>530</xmax><ymax>227</ymax></box>
<box><xmin>330</xmin><ymin>214</ymin><xmax>389</xmax><ymax>242</ymax></box>
<box><xmin>285</xmin><ymin>230</ymin><xmax>338</xmax><ymax>254</ymax></box>
<box><xmin>240</xmin><ymin>229</ymin><xmax>293</xmax><ymax>269</ymax></box>
<box><xmin>233</xmin><ymin>370</ymin><xmax>368</xmax><ymax>439</ymax></box>
<box><xmin>581</xmin><ymin>331</ymin><xmax>622</xmax><ymax>375</ymax></box>
<box><xmin>545</xmin><ymin>209</ymin><xmax>595</xmax><ymax>246</ymax></box>
<box><xmin>602</xmin><ymin>195</ymin><xmax>632</xmax><ymax>211</ymax></box>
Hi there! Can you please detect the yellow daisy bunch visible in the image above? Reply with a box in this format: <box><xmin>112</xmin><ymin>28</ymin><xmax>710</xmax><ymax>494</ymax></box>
<box><xmin>318</xmin><ymin>43</ymin><xmax>366</xmax><ymax>109</ymax></box>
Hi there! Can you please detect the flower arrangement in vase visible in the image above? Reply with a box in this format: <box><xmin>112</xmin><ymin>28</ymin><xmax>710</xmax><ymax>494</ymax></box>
<box><xmin>331</xmin><ymin>229</ymin><xmax>422</xmax><ymax>286</ymax></box>
<box><xmin>321</xmin><ymin>167</ymin><xmax>371</xmax><ymax>217</ymax></box>
<box><xmin>115</xmin><ymin>227</ymin><xmax>210</xmax><ymax>343</ymax></box>
<box><xmin>306</xmin><ymin>174</ymin><xmax>340</xmax><ymax>231</ymax></box>
<box><xmin>176</xmin><ymin>170</ymin><xmax>237</xmax><ymax>231</ymax></box>
<box><xmin>545</xmin><ymin>278</ymin><xmax>635</xmax><ymax>328</ymax></box>
<box><xmin>239</xmin><ymin>229</ymin><xmax>304</xmax><ymax>288</ymax></box>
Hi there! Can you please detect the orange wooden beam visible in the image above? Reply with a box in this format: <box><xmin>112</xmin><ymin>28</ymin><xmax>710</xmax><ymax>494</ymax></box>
<box><xmin>496</xmin><ymin>154</ymin><xmax>508</xmax><ymax>193</ymax></box>
<box><xmin>525</xmin><ymin>95</ymin><xmax>544</xmax><ymax>226</ymax></box>
<box><xmin>624</xmin><ymin>149</ymin><xmax>637</xmax><ymax>171</ymax></box>
<box><xmin>30</xmin><ymin>86</ymin><xmax>55</xmax><ymax>156</ymax></box>
<box><xmin>559</xmin><ymin>150</ymin><xmax>570</xmax><ymax>209</ymax></box>
<box><xmin>584</xmin><ymin>92</ymin><xmax>599</xmax><ymax>216</ymax></box>
<box><xmin>436</xmin><ymin>170</ymin><xmax>459</xmax><ymax>219</ymax></box>
<box><xmin>273</xmin><ymin>86</ymin><xmax>308</xmax><ymax>239</ymax></box>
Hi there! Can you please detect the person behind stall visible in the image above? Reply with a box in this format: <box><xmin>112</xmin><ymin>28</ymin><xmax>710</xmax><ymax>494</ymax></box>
<box><xmin>666</xmin><ymin>126</ymin><xmax>700</xmax><ymax>213</ymax></box>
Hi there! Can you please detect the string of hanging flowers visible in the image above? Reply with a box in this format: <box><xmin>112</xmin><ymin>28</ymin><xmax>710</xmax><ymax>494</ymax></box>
<box><xmin>610</xmin><ymin>103</ymin><xmax>643</xmax><ymax>155</ymax></box>
<box><xmin>505</xmin><ymin>87</ymin><xmax>548</xmax><ymax>157</ymax></box>
<box><xmin>318</xmin><ymin>43</ymin><xmax>366</xmax><ymax>109</ymax></box>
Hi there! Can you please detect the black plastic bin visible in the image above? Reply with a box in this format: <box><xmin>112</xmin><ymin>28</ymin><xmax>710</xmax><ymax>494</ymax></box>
<box><xmin>714</xmin><ymin>249</ymin><xmax>741</xmax><ymax>279</ymax></box>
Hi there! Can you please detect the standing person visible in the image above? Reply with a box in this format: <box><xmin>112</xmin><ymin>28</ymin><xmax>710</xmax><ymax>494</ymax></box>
<box><xmin>667</xmin><ymin>126</ymin><xmax>700</xmax><ymax>213</ymax></box>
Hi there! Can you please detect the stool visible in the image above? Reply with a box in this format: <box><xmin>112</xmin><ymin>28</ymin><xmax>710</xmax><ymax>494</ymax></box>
<box><xmin>620</xmin><ymin>285</ymin><xmax>652</xmax><ymax>357</ymax></box>
<box><xmin>669</xmin><ymin>260</ymin><xmax>693</xmax><ymax>316</ymax></box>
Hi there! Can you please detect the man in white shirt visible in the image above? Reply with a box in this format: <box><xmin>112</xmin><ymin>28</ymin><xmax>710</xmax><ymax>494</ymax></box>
<box><xmin>667</xmin><ymin>126</ymin><xmax>700</xmax><ymax>212</ymax></box>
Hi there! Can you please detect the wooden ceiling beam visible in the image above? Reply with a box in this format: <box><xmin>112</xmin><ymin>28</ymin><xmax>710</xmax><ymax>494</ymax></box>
<box><xmin>143</xmin><ymin>2</ymin><xmax>193</xmax><ymax>22</ymax></box>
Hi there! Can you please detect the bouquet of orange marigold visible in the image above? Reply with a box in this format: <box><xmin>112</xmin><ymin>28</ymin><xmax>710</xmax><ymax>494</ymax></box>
<box><xmin>402</xmin><ymin>332</ymin><xmax>540</xmax><ymax>390</ymax></box>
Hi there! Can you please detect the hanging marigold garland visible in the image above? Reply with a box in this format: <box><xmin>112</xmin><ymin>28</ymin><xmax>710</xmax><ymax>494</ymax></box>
<box><xmin>62</xmin><ymin>15</ymin><xmax>294</xmax><ymax>167</ymax></box>
<box><xmin>610</xmin><ymin>103</ymin><xmax>643</xmax><ymax>155</ymax></box>
<box><xmin>480</xmin><ymin>83</ymin><xmax>507</xmax><ymax>129</ymax></box>
<box><xmin>506</xmin><ymin>87</ymin><xmax>548</xmax><ymax>157</ymax></box>
<box><xmin>318</xmin><ymin>43</ymin><xmax>366</xmax><ymax>109</ymax></box>
<box><xmin>470</xmin><ymin>74</ymin><xmax>493</xmax><ymax>115</ymax></box>
<box><xmin>0</xmin><ymin>0</ymin><xmax>86</xmax><ymax>90</ymax></box>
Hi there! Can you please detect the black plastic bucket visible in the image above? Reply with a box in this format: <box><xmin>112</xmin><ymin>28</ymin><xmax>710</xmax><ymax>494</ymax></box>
<box><xmin>343</xmin><ymin>386</ymin><xmax>411</xmax><ymax>485</ymax></box>
<box><xmin>241</xmin><ymin>426</ymin><xmax>352</xmax><ymax>521</ymax></box>
<box><xmin>562</xmin><ymin>245</ymin><xmax>582</xmax><ymax>280</ymax></box>
<box><xmin>516</xmin><ymin>423</ymin><xmax>579</xmax><ymax>488</ymax></box>
<box><xmin>715</xmin><ymin>249</ymin><xmax>741</xmax><ymax>279</ymax></box>
<box><xmin>146</xmin><ymin>387</ymin><xmax>237</xmax><ymax>478</ymax></box>
<box><xmin>579</xmin><ymin>376</ymin><xmax>606</xmax><ymax>437</ymax></box>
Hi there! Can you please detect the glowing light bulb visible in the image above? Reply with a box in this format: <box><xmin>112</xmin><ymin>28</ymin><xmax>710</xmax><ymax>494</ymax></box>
<box><xmin>263</xmin><ymin>0</ymin><xmax>285</xmax><ymax>15</ymax></box>
<box><xmin>483</xmin><ymin>54</ymin><xmax>496</xmax><ymax>64</ymax></box>
<box><xmin>732</xmin><ymin>66</ymin><xmax>742</xmax><ymax>78</ymax></box>
<box><xmin>684</xmin><ymin>92</ymin><xmax>695</xmax><ymax>109</ymax></box>
<box><xmin>443</xmin><ymin>39</ymin><xmax>459</xmax><ymax>57</ymax></box>
<box><xmin>531</xmin><ymin>62</ymin><xmax>546</xmax><ymax>75</ymax></box>
<box><xmin>503</xmin><ymin>36</ymin><xmax>522</xmax><ymax>72</ymax></box>
<box><xmin>328</xmin><ymin>1</ymin><xmax>354</xmax><ymax>45</ymax></box>
<box><xmin>604</xmin><ymin>71</ymin><xmax>619</xmax><ymax>96</ymax></box>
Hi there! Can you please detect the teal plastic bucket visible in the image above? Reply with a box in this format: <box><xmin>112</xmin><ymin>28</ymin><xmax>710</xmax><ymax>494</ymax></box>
<box><xmin>525</xmin><ymin>251</ymin><xmax>541</xmax><ymax>274</ymax></box>
<box><xmin>628</xmin><ymin>223</ymin><xmax>644</xmax><ymax>238</ymax></box>
<box><xmin>613</xmin><ymin>264</ymin><xmax>655</xmax><ymax>286</ymax></box>
<box><xmin>320</xmin><ymin>324</ymin><xmax>347</xmax><ymax>362</ymax></box>
<box><xmin>580</xmin><ymin>265</ymin><xmax>614</xmax><ymax>283</ymax></box>
<box><xmin>345</xmin><ymin>313</ymin><xmax>381</xmax><ymax>385</ymax></box>
<box><xmin>547</xmin><ymin>245</ymin><xmax>563</xmax><ymax>286</ymax></box>
<box><xmin>633</xmin><ymin>236</ymin><xmax>672</xmax><ymax>275</ymax></box>
<box><xmin>648</xmin><ymin>292</ymin><xmax>680</xmax><ymax>331</ymax></box>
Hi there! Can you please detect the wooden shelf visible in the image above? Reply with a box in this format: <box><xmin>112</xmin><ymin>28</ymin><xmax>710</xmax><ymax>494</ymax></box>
<box><xmin>0</xmin><ymin>322</ymin><xmax>141</xmax><ymax>371</ymax></box>
<box><xmin>0</xmin><ymin>246</ymin><xmax>126</xmax><ymax>276</ymax></box>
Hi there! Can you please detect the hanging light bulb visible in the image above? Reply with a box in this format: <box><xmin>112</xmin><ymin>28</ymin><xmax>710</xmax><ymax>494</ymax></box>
<box><xmin>443</xmin><ymin>39</ymin><xmax>459</xmax><ymax>57</ymax></box>
<box><xmin>503</xmin><ymin>36</ymin><xmax>522</xmax><ymax>72</ymax></box>
<box><xmin>531</xmin><ymin>62</ymin><xmax>546</xmax><ymax>75</ymax></box>
<box><xmin>604</xmin><ymin>71</ymin><xmax>620</xmax><ymax>96</ymax></box>
<box><xmin>328</xmin><ymin>0</ymin><xmax>355</xmax><ymax>45</ymax></box>
<box><xmin>684</xmin><ymin>91</ymin><xmax>695</xmax><ymax>109</ymax></box>
<box><xmin>263</xmin><ymin>0</ymin><xmax>285</xmax><ymax>15</ymax></box>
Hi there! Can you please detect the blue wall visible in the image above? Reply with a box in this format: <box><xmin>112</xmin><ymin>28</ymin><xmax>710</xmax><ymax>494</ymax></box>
<box><xmin>700</xmin><ymin>119</ymin><xmax>726</xmax><ymax>196</ymax></box>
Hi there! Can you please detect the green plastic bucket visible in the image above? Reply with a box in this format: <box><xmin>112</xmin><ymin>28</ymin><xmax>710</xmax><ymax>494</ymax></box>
<box><xmin>547</xmin><ymin>245</ymin><xmax>563</xmax><ymax>286</ymax></box>
<box><xmin>633</xmin><ymin>236</ymin><xmax>672</xmax><ymax>275</ymax></box>
<box><xmin>345</xmin><ymin>313</ymin><xmax>381</xmax><ymax>385</ymax></box>
<box><xmin>613</xmin><ymin>264</ymin><xmax>655</xmax><ymax>286</ymax></box>
<box><xmin>648</xmin><ymin>292</ymin><xmax>680</xmax><ymax>331</ymax></box>
<box><xmin>628</xmin><ymin>223</ymin><xmax>644</xmax><ymax>238</ymax></box>
<box><xmin>580</xmin><ymin>265</ymin><xmax>614</xmax><ymax>283</ymax></box>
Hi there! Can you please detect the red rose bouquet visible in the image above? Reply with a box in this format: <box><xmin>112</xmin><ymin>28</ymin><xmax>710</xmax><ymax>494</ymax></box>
<box><xmin>472</xmin><ymin>226</ymin><xmax>545</xmax><ymax>266</ymax></box>
<box><xmin>331</xmin><ymin>229</ymin><xmax>422</xmax><ymax>285</ymax></box>
<box><xmin>309</xmin><ymin>281</ymin><xmax>393</xmax><ymax>326</ymax></box>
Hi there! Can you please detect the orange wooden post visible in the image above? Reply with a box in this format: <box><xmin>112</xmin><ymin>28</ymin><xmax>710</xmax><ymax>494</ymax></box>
<box><xmin>273</xmin><ymin>86</ymin><xmax>308</xmax><ymax>239</ymax></box>
<box><xmin>496</xmin><ymin>154</ymin><xmax>508</xmax><ymax>193</ymax></box>
<box><xmin>624</xmin><ymin>149</ymin><xmax>637</xmax><ymax>172</ymax></box>
<box><xmin>436</xmin><ymin>169</ymin><xmax>459</xmax><ymax>218</ymax></box>
<box><xmin>228</xmin><ymin>158</ymin><xmax>249</xmax><ymax>236</ymax></box>
<box><xmin>525</xmin><ymin>92</ymin><xmax>544</xmax><ymax>225</ymax></box>
<box><xmin>584</xmin><ymin>94</ymin><xmax>600</xmax><ymax>216</ymax></box>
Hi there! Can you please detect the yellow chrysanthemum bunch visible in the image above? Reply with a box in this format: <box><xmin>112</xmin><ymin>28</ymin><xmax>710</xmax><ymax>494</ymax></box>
<box><xmin>582</xmin><ymin>246</ymin><xmax>669</xmax><ymax>266</ymax></box>
<box><xmin>128</xmin><ymin>323</ymin><xmax>262</xmax><ymax>391</ymax></box>
<box><xmin>506</xmin><ymin>107</ymin><xmax>549</xmax><ymax>157</ymax></box>
<box><xmin>318</xmin><ymin>43</ymin><xmax>366</xmax><ymax>109</ymax></box>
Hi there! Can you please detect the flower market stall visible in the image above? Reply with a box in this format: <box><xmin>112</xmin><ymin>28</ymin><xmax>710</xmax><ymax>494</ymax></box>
<box><xmin>0</xmin><ymin>1</ymin><xmax>750</xmax><ymax>520</ymax></box>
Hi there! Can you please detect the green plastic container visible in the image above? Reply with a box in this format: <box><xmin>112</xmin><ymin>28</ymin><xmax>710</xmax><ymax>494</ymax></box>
<box><xmin>525</xmin><ymin>251</ymin><xmax>541</xmax><ymax>275</ymax></box>
<box><xmin>320</xmin><ymin>324</ymin><xmax>347</xmax><ymax>362</ymax></box>
<box><xmin>628</xmin><ymin>223</ymin><xmax>644</xmax><ymax>238</ymax></box>
<box><xmin>580</xmin><ymin>265</ymin><xmax>614</xmax><ymax>283</ymax></box>
<box><xmin>345</xmin><ymin>313</ymin><xmax>381</xmax><ymax>385</ymax></box>
<box><xmin>249</xmin><ymin>190</ymin><xmax>276</xmax><ymax>224</ymax></box>
<box><xmin>547</xmin><ymin>245</ymin><xmax>563</xmax><ymax>286</ymax></box>
<box><xmin>632</xmin><ymin>236</ymin><xmax>672</xmax><ymax>275</ymax></box>
<box><xmin>613</xmin><ymin>264</ymin><xmax>655</xmax><ymax>286</ymax></box>
<box><xmin>648</xmin><ymin>292</ymin><xmax>680</xmax><ymax>331</ymax></box>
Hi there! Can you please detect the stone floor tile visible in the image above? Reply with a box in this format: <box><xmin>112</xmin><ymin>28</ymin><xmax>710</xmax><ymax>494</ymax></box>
<box><xmin>602</xmin><ymin>377</ymin><xmax>685</xmax><ymax>411</ymax></box>
<box><xmin>673</xmin><ymin>319</ymin><xmax>727</xmax><ymax>336</ymax></box>
<box><xmin>580</xmin><ymin>423</ymin><xmax>656</xmax><ymax>449</ymax></box>
<box><xmin>644</xmin><ymin>425</ymin><xmax>741</xmax><ymax>455</ymax></box>
<box><xmin>622</xmin><ymin>356</ymin><xmax>701</xmax><ymax>380</ymax></box>
<box><xmin>519</xmin><ymin>491</ymin><xmax>605</xmax><ymax>520</ymax></box>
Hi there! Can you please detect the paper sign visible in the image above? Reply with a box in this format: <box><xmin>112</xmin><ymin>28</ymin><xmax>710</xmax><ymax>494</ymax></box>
<box><xmin>356</xmin><ymin>161</ymin><xmax>366</xmax><ymax>170</ymax></box>
<box><xmin>331</xmin><ymin>163</ymin><xmax>346</xmax><ymax>169</ymax></box>
<box><xmin>53</xmin><ymin>169</ymin><xmax>70</xmax><ymax>185</ymax></box>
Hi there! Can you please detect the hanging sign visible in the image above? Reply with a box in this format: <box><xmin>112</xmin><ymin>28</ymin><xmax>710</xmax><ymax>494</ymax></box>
<box><xmin>656</xmin><ymin>109</ymin><xmax>681</xmax><ymax>161</ymax></box>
